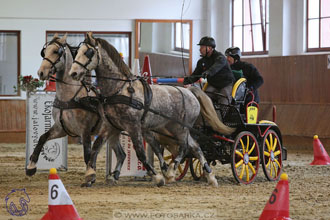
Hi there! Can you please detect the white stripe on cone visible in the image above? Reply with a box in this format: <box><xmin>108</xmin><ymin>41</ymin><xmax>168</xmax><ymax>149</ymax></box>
<box><xmin>41</xmin><ymin>168</ymin><xmax>82</xmax><ymax>220</ymax></box>
<box><xmin>48</xmin><ymin>179</ymin><xmax>73</xmax><ymax>205</ymax></box>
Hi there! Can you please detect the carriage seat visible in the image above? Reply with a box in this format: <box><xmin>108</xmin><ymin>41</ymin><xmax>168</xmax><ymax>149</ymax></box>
<box><xmin>231</xmin><ymin>78</ymin><xmax>259</xmax><ymax>124</ymax></box>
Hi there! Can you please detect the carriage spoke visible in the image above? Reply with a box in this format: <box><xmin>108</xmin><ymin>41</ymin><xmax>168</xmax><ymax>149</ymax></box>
<box><xmin>248</xmin><ymin>162</ymin><xmax>256</xmax><ymax>174</ymax></box>
<box><xmin>270</xmin><ymin>133</ymin><xmax>273</xmax><ymax>149</ymax></box>
<box><xmin>266</xmin><ymin>158</ymin><xmax>270</xmax><ymax>168</ymax></box>
<box><xmin>235</xmin><ymin>150</ymin><xmax>244</xmax><ymax>158</ymax></box>
<box><xmin>246</xmin><ymin>136</ymin><xmax>250</xmax><ymax>153</ymax></box>
<box><xmin>240</xmin><ymin>139</ymin><xmax>245</xmax><ymax>153</ymax></box>
<box><xmin>194</xmin><ymin>159</ymin><xmax>202</xmax><ymax>176</ymax></box>
<box><xmin>265</xmin><ymin>139</ymin><xmax>271</xmax><ymax>152</ymax></box>
<box><xmin>263</xmin><ymin>151</ymin><xmax>270</xmax><ymax>157</ymax></box>
<box><xmin>274</xmin><ymin>158</ymin><xmax>281</xmax><ymax>168</ymax></box>
<box><xmin>248</xmin><ymin>143</ymin><xmax>256</xmax><ymax>155</ymax></box>
<box><xmin>246</xmin><ymin>165</ymin><xmax>250</xmax><ymax>182</ymax></box>
<box><xmin>249</xmin><ymin>156</ymin><xmax>258</xmax><ymax>161</ymax></box>
<box><xmin>270</xmin><ymin>162</ymin><xmax>273</xmax><ymax>176</ymax></box>
<box><xmin>274</xmin><ymin>150</ymin><xmax>281</xmax><ymax>157</ymax></box>
<box><xmin>239</xmin><ymin>164</ymin><xmax>246</xmax><ymax>179</ymax></box>
<box><xmin>272</xmin><ymin>162</ymin><xmax>278</xmax><ymax>177</ymax></box>
<box><xmin>178</xmin><ymin>164</ymin><xmax>183</xmax><ymax>173</ymax></box>
<box><xmin>235</xmin><ymin>159</ymin><xmax>243</xmax><ymax>168</ymax></box>
<box><xmin>272</xmin><ymin>138</ymin><xmax>277</xmax><ymax>151</ymax></box>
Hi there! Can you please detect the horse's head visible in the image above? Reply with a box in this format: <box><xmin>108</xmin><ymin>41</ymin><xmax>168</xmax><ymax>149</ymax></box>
<box><xmin>37</xmin><ymin>33</ymin><xmax>68</xmax><ymax>80</ymax></box>
<box><xmin>69</xmin><ymin>32</ymin><xmax>99</xmax><ymax>81</ymax></box>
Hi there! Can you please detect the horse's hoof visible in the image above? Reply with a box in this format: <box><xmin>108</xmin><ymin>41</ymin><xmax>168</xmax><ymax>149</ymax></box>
<box><xmin>113</xmin><ymin>171</ymin><xmax>120</xmax><ymax>180</ymax></box>
<box><xmin>156</xmin><ymin>178</ymin><xmax>165</xmax><ymax>187</ymax></box>
<box><xmin>153</xmin><ymin>174</ymin><xmax>165</xmax><ymax>187</ymax></box>
<box><xmin>26</xmin><ymin>168</ymin><xmax>37</xmax><ymax>176</ymax></box>
<box><xmin>106</xmin><ymin>176</ymin><xmax>118</xmax><ymax>186</ymax></box>
<box><xmin>85</xmin><ymin>174</ymin><xmax>96</xmax><ymax>183</ymax></box>
<box><xmin>80</xmin><ymin>182</ymin><xmax>92</xmax><ymax>187</ymax></box>
<box><xmin>165</xmin><ymin>176</ymin><xmax>176</xmax><ymax>184</ymax></box>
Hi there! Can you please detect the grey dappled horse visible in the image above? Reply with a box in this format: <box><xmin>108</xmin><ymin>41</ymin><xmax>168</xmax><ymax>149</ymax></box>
<box><xmin>27</xmin><ymin>34</ymin><xmax>126</xmax><ymax>185</ymax></box>
<box><xmin>68</xmin><ymin>32</ymin><xmax>220</xmax><ymax>187</ymax></box>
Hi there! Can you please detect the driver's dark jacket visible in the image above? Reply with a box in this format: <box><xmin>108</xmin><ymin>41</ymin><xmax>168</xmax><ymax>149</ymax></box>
<box><xmin>183</xmin><ymin>50</ymin><xmax>234</xmax><ymax>90</ymax></box>
<box><xmin>230</xmin><ymin>61</ymin><xmax>263</xmax><ymax>103</ymax></box>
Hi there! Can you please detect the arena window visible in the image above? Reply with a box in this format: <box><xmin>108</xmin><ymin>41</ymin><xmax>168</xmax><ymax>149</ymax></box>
<box><xmin>232</xmin><ymin>0</ymin><xmax>269</xmax><ymax>55</ymax></box>
<box><xmin>307</xmin><ymin>0</ymin><xmax>330</xmax><ymax>52</ymax></box>
<box><xmin>46</xmin><ymin>31</ymin><xmax>131</xmax><ymax>66</ymax></box>
<box><xmin>0</xmin><ymin>31</ymin><xmax>20</xmax><ymax>96</ymax></box>
<box><xmin>174</xmin><ymin>22</ymin><xmax>190</xmax><ymax>53</ymax></box>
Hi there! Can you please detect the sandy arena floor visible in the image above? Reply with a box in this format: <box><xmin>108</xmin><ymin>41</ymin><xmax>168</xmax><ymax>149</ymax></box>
<box><xmin>0</xmin><ymin>143</ymin><xmax>330</xmax><ymax>220</ymax></box>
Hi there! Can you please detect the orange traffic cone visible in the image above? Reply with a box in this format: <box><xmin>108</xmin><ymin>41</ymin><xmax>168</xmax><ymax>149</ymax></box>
<box><xmin>141</xmin><ymin>55</ymin><xmax>153</xmax><ymax>84</ymax></box>
<box><xmin>310</xmin><ymin>135</ymin><xmax>330</xmax><ymax>165</ymax></box>
<box><xmin>259</xmin><ymin>173</ymin><xmax>291</xmax><ymax>220</ymax></box>
<box><xmin>41</xmin><ymin>168</ymin><xmax>82</xmax><ymax>220</ymax></box>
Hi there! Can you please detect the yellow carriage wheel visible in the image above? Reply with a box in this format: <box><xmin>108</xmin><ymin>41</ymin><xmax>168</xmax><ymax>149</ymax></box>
<box><xmin>261</xmin><ymin>129</ymin><xmax>282</xmax><ymax>181</ymax></box>
<box><xmin>189</xmin><ymin>157</ymin><xmax>204</xmax><ymax>181</ymax></box>
<box><xmin>231</xmin><ymin>131</ymin><xmax>260</xmax><ymax>184</ymax></box>
<box><xmin>163</xmin><ymin>150</ymin><xmax>189</xmax><ymax>181</ymax></box>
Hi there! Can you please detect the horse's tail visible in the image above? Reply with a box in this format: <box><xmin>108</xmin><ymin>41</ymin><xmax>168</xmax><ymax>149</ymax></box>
<box><xmin>188</xmin><ymin>86</ymin><xmax>236</xmax><ymax>136</ymax></box>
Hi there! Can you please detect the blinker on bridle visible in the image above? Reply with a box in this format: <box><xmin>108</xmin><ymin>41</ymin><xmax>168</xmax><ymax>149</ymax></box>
<box><xmin>73</xmin><ymin>42</ymin><xmax>99</xmax><ymax>71</ymax></box>
<box><xmin>40</xmin><ymin>41</ymin><xmax>66</xmax><ymax>74</ymax></box>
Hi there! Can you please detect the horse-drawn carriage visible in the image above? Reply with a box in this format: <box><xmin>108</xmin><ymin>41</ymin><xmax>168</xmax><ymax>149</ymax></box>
<box><xmin>30</xmin><ymin>32</ymin><xmax>286</xmax><ymax>187</ymax></box>
<box><xmin>165</xmin><ymin>77</ymin><xmax>287</xmax><ymax>184</ymax></box>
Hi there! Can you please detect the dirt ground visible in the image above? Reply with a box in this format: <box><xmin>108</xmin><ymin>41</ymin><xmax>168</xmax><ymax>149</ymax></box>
<box><xmin>1</xmin><ymin>143</ymin><xmax>330</xmax><ymax>220</ymax></box>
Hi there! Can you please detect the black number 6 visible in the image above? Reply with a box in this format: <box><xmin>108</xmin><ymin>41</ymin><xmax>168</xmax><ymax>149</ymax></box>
<box><xmin>51</xmin><ymin>184</ymin><xmax>59</xmax><ymax>200</ymax></box>
<box><xmin>269</xmin><ymin>188</ymin><xmax>278</xmax><ymax>204</ymax></box>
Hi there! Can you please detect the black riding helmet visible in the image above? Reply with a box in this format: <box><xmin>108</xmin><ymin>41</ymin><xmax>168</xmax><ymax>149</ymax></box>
<box><xmin>197</xmin><ymin>36</ymin><xmax>216</xmax><ymax>48</ymax></box>
<box><xmin>225</xmin><ymin>47</ymin><xmax>241</xmax><ymax>61</ymax></box>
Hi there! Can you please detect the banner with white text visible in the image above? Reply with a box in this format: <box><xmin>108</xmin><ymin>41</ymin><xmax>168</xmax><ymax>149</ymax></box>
<box><xmin>25</xmin><ymin>92</ymin><xmax>67</xmax><ymax>170</ymax></box>
<box><xmin>106</xmin><ymin>133</ymin><xmax>152</xmax><ymax>177</ymax></box>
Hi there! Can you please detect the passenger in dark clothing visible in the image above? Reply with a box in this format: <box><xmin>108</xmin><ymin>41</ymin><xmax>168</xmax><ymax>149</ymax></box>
<box><xmin>225</xmin><ymin>47</ymin><xmax>264</xmax><ymax>103</ymax></box>
<box><xmin>184</xmin><ymin>36</ymin><xmax>235</xmax><ymax>105</ymax></box>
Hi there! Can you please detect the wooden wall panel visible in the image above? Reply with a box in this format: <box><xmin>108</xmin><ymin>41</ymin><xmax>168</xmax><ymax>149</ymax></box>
<box><xmin>0</xmin><ymin>100</ymin><xmax>26</xmax><ymax>132</ymax></box>
<box><xmin>245</xmin><ymin>54</ymin><xmax>330</xmax><ymax>104</ymax></box>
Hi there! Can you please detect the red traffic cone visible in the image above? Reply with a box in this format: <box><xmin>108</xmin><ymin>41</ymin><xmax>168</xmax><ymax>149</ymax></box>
<box><xmin>41</xmin><ymin>168</ymin><xmax>82</xmax><ymax>220</ymax></box>
<box><xmin>259</xmin><ymin>173</ymin><xmax>291</xmax><ymax>220</ymax></box>
<box><xmin>310</xmin><ymin>135</ymin><xmax>330</xmax><ymax>165</ymax></box>
<box><xmin>45</xmin><ymin>78</ymin><xmax>56</xmax><ymax>92</ymax></box>
<box><xmin>141</xmin><ymin>55</ymin><xmax>153</xmax><ymax>84</ymax></box>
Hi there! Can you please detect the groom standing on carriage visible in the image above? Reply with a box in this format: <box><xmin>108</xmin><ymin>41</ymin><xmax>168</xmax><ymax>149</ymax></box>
<box><xmin>183</xmin><ymin>36</ymin><xmax>235</xmax><ymax>105</ymax></box>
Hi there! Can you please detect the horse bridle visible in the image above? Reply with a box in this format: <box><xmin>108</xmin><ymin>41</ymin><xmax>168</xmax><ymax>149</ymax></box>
<box><xmin>41</xmin><ymin>40</ymin><xmax>66</xmax><ymax>74</ymax></box>
<box><xmin>73</xmin><ymin>42</ymin><xmax>99</xmax><ymax>71</ymax></box>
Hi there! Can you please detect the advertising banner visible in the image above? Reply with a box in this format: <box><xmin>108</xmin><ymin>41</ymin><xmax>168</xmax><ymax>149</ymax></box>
<box><xmin>106</xmin><ymin>133</ymin><xmax>153</xmax><ymax>178</ymax></box>
<box><xmin>26</xmin><ymin>92</ymin><xmax>67</xmax><ymax>170</ymax></box>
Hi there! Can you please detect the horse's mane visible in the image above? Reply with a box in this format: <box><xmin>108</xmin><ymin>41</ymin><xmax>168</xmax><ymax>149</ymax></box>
<box><xmin>93</xmin><ymin>38</ymin><xmax>132</xmax><ymax>76</ymax></box>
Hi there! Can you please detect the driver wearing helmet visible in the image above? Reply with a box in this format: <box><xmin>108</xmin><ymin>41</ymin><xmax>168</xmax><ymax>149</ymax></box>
<box><xmin>225</xmin><ymin>47</ymin><xmax>264</xmax><ymax>103</ymax></box>
<box><xmin>183</xmin><ymin>36</ymin><xmax>235</xmax><ymax>105</ymax></box>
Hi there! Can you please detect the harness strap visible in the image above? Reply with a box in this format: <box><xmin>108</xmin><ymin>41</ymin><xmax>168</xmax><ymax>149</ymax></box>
<box><xmin>140</xmin><ymin>78</ymin><xmax>153</xmax><ymax>123</ymax></box>
<box><xmin>53</xmin><ymin>97</ymin><xmax>101</xmax><ymax>137</ymax></box>
<box><xmin>59</xmin><ymin>109</ymin><xmax>78</xmax><ymax>137</ymax></box>
<box><xmin>102</xmin><ymin>95</ymin><xmax>144</xmax><ymax>110</ymax></box>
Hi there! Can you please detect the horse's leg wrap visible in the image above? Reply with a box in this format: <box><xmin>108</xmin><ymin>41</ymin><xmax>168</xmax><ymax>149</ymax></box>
<box><xmin>113</xmin><ymin>170</ymin><xmax>120</xmax><ymax>180</ymax></box>
<box><xmin>203</xmin><ymin>162</ymin><xmax>212</xmax><ymax>173</ymax></box>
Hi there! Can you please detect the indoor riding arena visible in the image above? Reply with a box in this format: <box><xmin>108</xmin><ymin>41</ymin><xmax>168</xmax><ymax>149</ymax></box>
<box><xmin>1</xmin><ymin>1</ymin><xmax>330</xmax><ymax>220</ymax></box>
